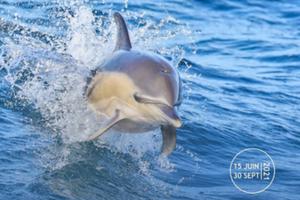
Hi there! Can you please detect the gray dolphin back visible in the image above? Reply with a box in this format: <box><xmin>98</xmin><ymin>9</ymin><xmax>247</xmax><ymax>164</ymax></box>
<box><xmin>113</xmin><ymin>12</ymin><xmax>132</xmax><ymax>51</ymax></box>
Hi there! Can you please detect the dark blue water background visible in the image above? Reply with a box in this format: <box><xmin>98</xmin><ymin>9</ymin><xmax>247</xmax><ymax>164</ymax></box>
<box><xmin>0</xmin><ymin>0</ymin><xmax>299</xmax><ymax>199</ymax></box>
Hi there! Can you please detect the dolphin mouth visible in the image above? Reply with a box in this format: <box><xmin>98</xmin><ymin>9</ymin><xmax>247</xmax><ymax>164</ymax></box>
<box><xmin>133</xmin><ymin>92</ymin><xmax>182</xmax><ymax>127</ymax></box>
<box><xmin>158</xmin><ymin>104</ymin><xmax>182</xmax><ymax>128</ymax></box>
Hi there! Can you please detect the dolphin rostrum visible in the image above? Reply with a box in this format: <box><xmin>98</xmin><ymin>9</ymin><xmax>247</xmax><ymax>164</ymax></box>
<box><xmin>86</xmin><ymin>12</ymin><xmax>182</xmax><ymax>155</ymax></box>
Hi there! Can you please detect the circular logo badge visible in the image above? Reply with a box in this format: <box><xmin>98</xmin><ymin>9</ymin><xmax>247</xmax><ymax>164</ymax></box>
<box><xmin>230</xmin><ymin>148</ymin><xmax>275</xmax><ymax>194</ymax></box>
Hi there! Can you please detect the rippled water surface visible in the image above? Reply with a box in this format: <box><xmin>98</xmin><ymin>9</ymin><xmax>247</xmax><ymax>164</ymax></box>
<box><xmin>0</xmin><ymin>0</ymin><xmax>299</xmax><ymax>199</ymax></box>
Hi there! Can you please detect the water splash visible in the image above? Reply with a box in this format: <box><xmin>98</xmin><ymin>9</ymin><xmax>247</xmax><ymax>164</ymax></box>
<box><xmin>0</xmin><ymin>4</ymin><xmax>193</xmax><ymax>168</ymax></box>
<box><xmin>66</xmin><ymin>6</ymin><xmax>113</xmax><ymax>67</ymax></box>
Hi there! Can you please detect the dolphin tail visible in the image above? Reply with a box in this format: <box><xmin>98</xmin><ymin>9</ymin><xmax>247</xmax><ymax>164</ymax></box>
<box><xmin>113</xmin><ymin>12</ymin><xmax>132</xmax><ymax>51</ymax></box>
<box><xmin>87</xmin><ymin>109</ymin><xmax>124</xmax><ymax>141</ymax></box>
<box><xmin>161</xmin><ymin>125</ymin><xmax>177</xmax><ymax>156</ymax></box>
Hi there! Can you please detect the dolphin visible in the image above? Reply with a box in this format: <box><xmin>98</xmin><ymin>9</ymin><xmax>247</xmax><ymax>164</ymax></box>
<box><xmin>86</xmin><ymin>12</ymin><xmax>182</xmax><ymax>155</ymax></box>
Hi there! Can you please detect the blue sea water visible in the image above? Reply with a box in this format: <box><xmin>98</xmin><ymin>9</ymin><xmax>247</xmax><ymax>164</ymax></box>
<box><xmin>0</xmin><ymin>0</ymin><xmax>299</xmax><ymax>199</ymax></box>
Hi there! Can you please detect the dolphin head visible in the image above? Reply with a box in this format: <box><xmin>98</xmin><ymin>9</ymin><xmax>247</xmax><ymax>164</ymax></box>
<box><xmin>121</xmin><ymin>51</ymin><xmax>182</xmax><ymax>128</ymax></box>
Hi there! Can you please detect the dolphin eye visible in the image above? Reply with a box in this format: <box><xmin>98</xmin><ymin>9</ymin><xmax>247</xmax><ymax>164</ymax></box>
<box><xmin>160</xmin><ymin>67</ymin><xmax>170</xmax><ymax>73</ymax></box>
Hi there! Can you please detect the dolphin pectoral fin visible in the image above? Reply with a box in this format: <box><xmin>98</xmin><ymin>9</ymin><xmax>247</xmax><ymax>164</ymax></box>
<box><xmin>161</xmin><ymin>125</ymin><xmax>176</xmax><ymax>156</ymax></box>
<box><xmin>113</xmin><ymin>12</ymin><xmax>132</xmax><ymax>51</ymax></box>
<box><xmin>87</xmin><ymin>110</ymin><xmax>124</xmax><ymax>141</ymax></box>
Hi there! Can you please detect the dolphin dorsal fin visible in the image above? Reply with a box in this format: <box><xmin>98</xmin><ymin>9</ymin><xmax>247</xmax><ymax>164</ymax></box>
<box><xmin>113</xmin><ymin>12</ymin><xmax>132</xmax><ymax>51</ymax></box>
